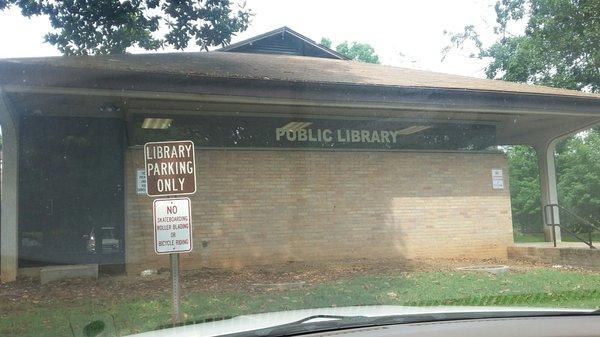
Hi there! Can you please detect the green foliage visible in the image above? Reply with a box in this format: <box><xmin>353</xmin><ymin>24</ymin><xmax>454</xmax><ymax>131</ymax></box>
<box><xmin>506</xmin><ymin>129</ymin><xmax>600</xmax><ymax>235</ymax></box>
<box><xmin>0</xmin><ymin>0</ymin><xmax>251</xmax><ymax>55</ymax></box>
<box><xmin>446</xmin><ymin>0</ymin><xmax>599</xmax><ymax>91</ymax></box>
<box><xmin>320</xmin><ymin>37</ymin><xmax>380</xmax><ymax>64</ymax></box>
<box><xmin>319</xmin><ymin>37</ymin><xmax>332</xmax><ymax>48</ymax></box>
<box><xmin>335</xmin><ymin>41</ymin><xmax>380</xmax><ymax>64</ymax></box>
<box><xmin>446</xmin><ymin>1</ymin><xmax>600</xmax><ymax>235</ymax></box>
<box><xmin>556</xmin><ymin>130</ymin><xmax>600</xmax><ymax>222</ymax></box>
<box><xmin>506</xmin><ymin>145</ymin><xmax>542</xmax><ymax>232</ymax></box>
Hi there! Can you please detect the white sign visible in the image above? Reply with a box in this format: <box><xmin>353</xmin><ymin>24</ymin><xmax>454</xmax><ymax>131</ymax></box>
<box><xmin>136</xmin><ymin>169</ymin><xmax>147</xmax><ymax>195</ymax></box>
<box><xmin>492</xmin><ymin>178</ymin><xmax>504</xmax><ymax>189</ymax></box>
<box><xmin>492</xmin><ymin>169</ymin><xmax>504</xmax><ymax>189</ymax></box>
<box><xmin>153</xmin><ymin>198</ymin><xmax>193</xmax><ymax>254</ymax></box>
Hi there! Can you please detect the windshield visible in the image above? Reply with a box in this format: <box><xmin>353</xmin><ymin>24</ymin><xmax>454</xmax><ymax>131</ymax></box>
<box><xmin>0</xmin><ymin>1</ymin><xmax>599</xmax><ymax>336</ymax></box>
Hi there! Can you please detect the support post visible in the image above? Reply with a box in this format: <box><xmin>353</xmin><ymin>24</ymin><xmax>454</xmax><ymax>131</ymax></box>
<box><xmin>0</xmin><ymin>91</ymin><xmax>19</xmax><ymax>283</ymax></box>
<box><xmin>534</xmin><ymin>139</ymin><xmax>561</xmax><ymax>243</ymax></box>
<box><xmin>170</xmin><ymin>253</ymin><xmax>181</xmax><ymax>325</ymax></box>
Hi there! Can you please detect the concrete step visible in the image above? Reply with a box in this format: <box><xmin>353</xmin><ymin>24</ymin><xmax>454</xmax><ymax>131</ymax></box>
<box><xmin>40</xmin><ymin>264</ymin><xmax>98</xmax><ymax>284</ymax></box>
<box><xmin>508</xmin><ymin>244</ymin><xmax>600</xmax><ymax>269</ymax></box>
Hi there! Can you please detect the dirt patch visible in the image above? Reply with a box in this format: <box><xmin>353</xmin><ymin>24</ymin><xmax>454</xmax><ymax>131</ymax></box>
<box><xmin>0</xmin><ymin>257</ymin><xmax>553</xmax><ymax>311</ymax></box>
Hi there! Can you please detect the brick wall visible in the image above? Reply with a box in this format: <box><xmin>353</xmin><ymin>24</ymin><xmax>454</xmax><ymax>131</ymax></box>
<box><xmin>125</xmin><ymin>148</ymin><xmax>513</xmax><ymax>273</ymax></box>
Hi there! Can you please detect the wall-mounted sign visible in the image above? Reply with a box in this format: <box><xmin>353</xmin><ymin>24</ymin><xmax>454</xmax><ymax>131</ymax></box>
<box><xmin>136</xmin><ymin>169</ymin><xmax>147</xmax><ymax>195</ymax></box>
<box><xmin>275</xmin><ymin>127</ymin><xmax>410</xmax><ymax>144</ymax></box>
<box><xmin>144</xmin><ymin>140</ymin><xmax>196</xmax><ymax>197</ymax></box>
<box><xmin>492</xmin><ymin>169</ymin><xmax>504</xmax><ymax>189</ymax></box>
<box><xmin>132</xmin><ymin>115</ymin><xmax>497</xmax><ymax>151</ymax></box>
<box><xmin>153</xmin><ymin>198</ymin><xmax>193</xmax><ymax>254</ymax></box>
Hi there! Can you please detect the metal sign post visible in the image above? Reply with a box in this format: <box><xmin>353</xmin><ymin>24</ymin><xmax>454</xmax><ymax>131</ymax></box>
<box><xmin>152</xmin><ymin>197</ymin><xmax>192</xmax><ymax>326</ymax></box>
<box><xmin>145</xmin><ymin>140</ymin><xmax>196</xmax><ymax>327</ymax></box>
<box><xmin>171</xmin><ymin>253</ymin><xmax>181</xmax><ymax>324</ymax></box>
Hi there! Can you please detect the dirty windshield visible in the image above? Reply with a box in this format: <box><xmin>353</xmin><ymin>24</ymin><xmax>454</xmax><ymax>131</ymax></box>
<box><xmin>1</xmin><ymin>1</ymin><xmax>599</xmax><ymax>336</ymax></box>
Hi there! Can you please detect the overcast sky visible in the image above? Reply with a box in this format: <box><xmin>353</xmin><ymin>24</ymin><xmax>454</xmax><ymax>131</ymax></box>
<box><xmin>0</xmin><ymin>0</ymin><xmax>507</xmax><ymax>78</ymax></box>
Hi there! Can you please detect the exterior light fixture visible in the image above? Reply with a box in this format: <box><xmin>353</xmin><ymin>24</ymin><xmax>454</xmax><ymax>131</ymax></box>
<box><xmin>279</xmin><ymin>122</ymin><xmax>313</xmax><ymax>131</ymax></box>
<box><xmin>141</xmin><ymin>118</ymin><xmax>173</xmax><ymax>129</ymax></box>
<box><xmin>396</xmin><ymin>125</ymin><xmax>431</xmax><ymax>135</ymax></box>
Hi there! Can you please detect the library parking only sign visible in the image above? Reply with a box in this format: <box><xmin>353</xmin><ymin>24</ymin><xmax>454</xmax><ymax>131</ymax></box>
<box><xmin>144</xmin><ymin>140</ymin><xmax>196</xmax><ymax>197</ymax></box>
<box><xmin>153</xmin><ymin>197</ymin><xmax>193</xmax><ymax>254</ymax></box>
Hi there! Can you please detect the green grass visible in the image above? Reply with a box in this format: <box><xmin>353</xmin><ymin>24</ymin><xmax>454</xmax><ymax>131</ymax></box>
<box><xmin>513</xmin><ymin>231</ymin><xmax>600</xmax><ymax>243</ymax></box>
<box><xmin>4</xmin><ymin>269</ymin><xmax>600</xmax><ymax>336</ymax></box>
<box><xmin>513</xmin><ymin>232</ymin><xmax>547</xmax><ymax>242</ymax></box>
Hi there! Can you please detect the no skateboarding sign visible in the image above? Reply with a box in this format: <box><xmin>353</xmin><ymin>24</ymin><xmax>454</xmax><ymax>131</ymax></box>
<box><xmin>153</xmin><ymin>198</ymin><xmax>193</xmax><ymax>254</ymax></box>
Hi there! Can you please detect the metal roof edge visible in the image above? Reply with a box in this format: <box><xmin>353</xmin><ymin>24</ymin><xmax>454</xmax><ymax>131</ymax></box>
<box><xmin>3</xmin><ymin>82</ymin><xmax>599</xmax><ymax>117</ymax></box>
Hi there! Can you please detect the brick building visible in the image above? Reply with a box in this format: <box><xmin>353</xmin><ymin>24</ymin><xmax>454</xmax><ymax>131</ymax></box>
<box><xmin>1</xmin><ymin>27</ymin><xmax>599</xmax><ymax>281</ymax></box>
<box><xmin>127</xmin><ymin>149</ymin><xmax>512</xmax><ymax>272</ymax></box>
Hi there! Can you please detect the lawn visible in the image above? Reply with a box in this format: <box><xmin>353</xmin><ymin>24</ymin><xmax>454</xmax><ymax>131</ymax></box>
<box><xmin>513</xmin><ymin>232</ymin><xmax>547</xmax><ymax>242</ymax></box>
<box><xmin>513</xmin><ymin>231</ymin><xmax>600</xmax><ymax>243</ymax></box>
<box><xmin>3</xmin><ymin>268</ymin><xmax>600</xmax><ymax>336</ymax></box>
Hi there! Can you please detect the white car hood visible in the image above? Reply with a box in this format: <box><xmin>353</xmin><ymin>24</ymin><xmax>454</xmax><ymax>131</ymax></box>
<box><xmin>126</xmin><ymin>305</ymin><xmax>591</xmax><ymax>337</ymax></box>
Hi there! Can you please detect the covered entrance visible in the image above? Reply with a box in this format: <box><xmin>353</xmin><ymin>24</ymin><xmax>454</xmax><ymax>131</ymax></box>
<box><xmin>18</xmin><ymin>116</ymin><xmax>125</xmax><ymax>267</ymax></box>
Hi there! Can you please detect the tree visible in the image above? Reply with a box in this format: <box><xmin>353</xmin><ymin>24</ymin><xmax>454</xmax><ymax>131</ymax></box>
<box><xmin>320</xmin><ymin>37</ymin><xmax>380</xmax><ymax>64</ymax></box>
<box><xmin>320</xmin><ymin>37</ymin><xmax>333</xmax><ymax>49</ymax></box>
<box><xmin>507</xmin><ymin>131</ymin><xmax>600</xmax><ymax>235</ymax></box>
<box><xmin>506</xmin><ymin>145</ymin><xmax>541</xmax><ymax>232</ymax></box>
<box><xmin>445</xmin><ymin>0</ymin><xmax>599</xmax><ymax>92</ymax></box>
<box><xmin>446</xmin><ymin>0</ymin><xmax>600</xmax><ymax>237</ymax></box>
<box><xmin>0</xmin><ymin>0</ymin><xmax>251</xmax><ymax>55</ymax></box>
<box><xmin>556</xmin><ymin>129</ymin><xmax>600</xmax><ymax>222</ymax></box>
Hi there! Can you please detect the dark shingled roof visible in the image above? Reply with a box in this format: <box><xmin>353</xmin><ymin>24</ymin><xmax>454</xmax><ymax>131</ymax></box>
<box><xmin>0</xmin><ymin>51</ymin><xmax>598</xmax><ymax>100</ymax></box>
<box><xmin>218</xmin><ymin>26</ymin><xmax>348</xmax><ymax>60</ymax></box>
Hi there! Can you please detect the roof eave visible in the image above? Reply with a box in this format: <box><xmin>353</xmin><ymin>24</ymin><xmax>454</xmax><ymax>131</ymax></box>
<box><xmin>1</xmin><ymin>64</ymin><xmax>598</xmax><ymax>118</ymax></box>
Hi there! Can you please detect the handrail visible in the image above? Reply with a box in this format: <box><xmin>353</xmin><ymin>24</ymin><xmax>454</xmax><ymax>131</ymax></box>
<box><xmin>556</xmin><ymin>223</ymin><xmax>595</xmax><ymax>249</ymax></box>
<box><xmin>548</xmin><ymin>203</ymin><xmax>600</xmax><ymax>232</ymax></box>
<box><xmin>544</xmin><ymin>203</ymin><xmax>600</xmax><ymax>249</ymax></box>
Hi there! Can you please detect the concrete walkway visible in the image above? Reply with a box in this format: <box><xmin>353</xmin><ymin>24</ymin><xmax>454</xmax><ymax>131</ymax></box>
<box><xmin>513</xmin><ymin>241</ymin><xmax>594</xmax><ymax>249</ymax></box>
<box><xmin>509</xmin><ymin>241</ymin><xmax>600</xmax><ymax>269</ymax></box>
